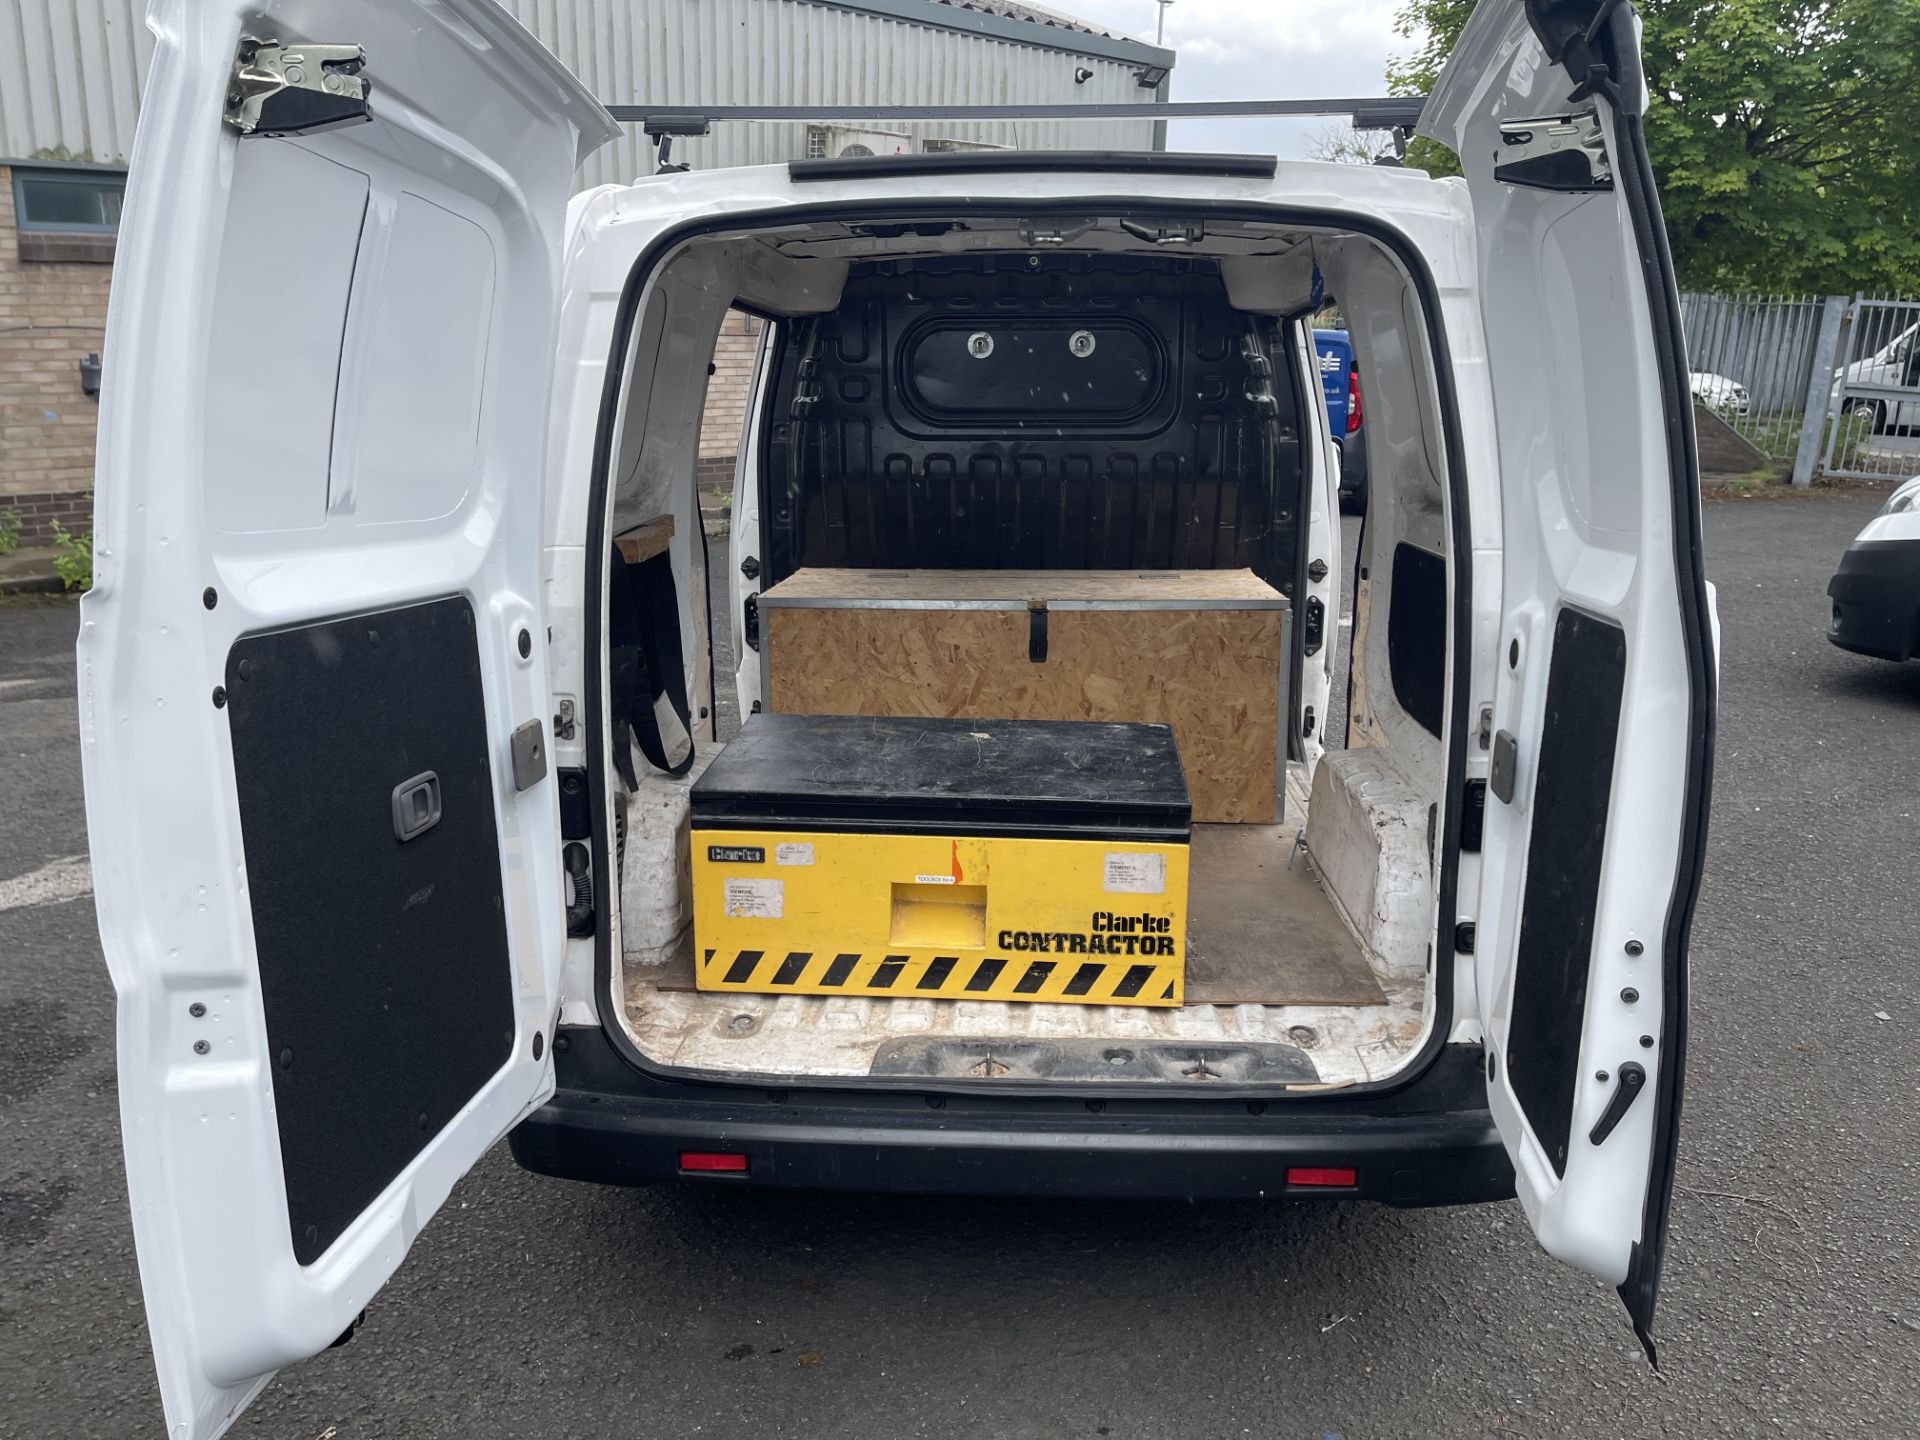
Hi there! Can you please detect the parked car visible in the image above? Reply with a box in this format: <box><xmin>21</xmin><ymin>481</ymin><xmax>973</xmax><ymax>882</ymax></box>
<box><xmin>1315</xmin><ymin>327</ymin><xmax>1369</xmax><ymax>511</ymax></box>
<box><xmin>1831</xmin><ymin>322</ymin><xmax>1920</xmax><ymax>433</ymax></box>
<box><xmin>1827</xmin><ymin>475</ymin><xmax>1920</xmax><ymax>660</ymax></box>
<box><xmin>1690</xmin><ymin>371</ymin><xmax>1750</xmax><ymax>418</ymax></box>
<box><xmin>80</xmin><ymin>1</ymin><xmax>1718</xmax><ymax>1433</ymax></box>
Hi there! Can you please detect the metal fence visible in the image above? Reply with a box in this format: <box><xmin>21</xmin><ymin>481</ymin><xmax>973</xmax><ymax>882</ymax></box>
<box><xmin>1679</xmin><ymin>290</ymin><xmax>1920</xmax><ymax>484</ymax></box>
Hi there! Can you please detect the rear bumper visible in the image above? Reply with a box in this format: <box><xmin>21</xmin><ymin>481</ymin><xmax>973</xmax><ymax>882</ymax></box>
<box><xmin>1827</xmin><ymin>537</ymin><xmax>1920</xmax><ymax>660</ymax></box>
<box><xmin>509</xmin><ymin>1026</ymin><xmax>1514</xmax><ymax>1207</ymax></box>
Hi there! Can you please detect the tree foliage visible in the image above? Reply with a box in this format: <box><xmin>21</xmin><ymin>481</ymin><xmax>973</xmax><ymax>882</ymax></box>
<box><xmin>1388</xmin><ymin>0</ymin><xmax>1920</xmax><ymax>294</ymax></box>
<box><xmin>1306</xmin><ymin>123</ymin><xmax>1399</xmax><ymax>166</ymax></box>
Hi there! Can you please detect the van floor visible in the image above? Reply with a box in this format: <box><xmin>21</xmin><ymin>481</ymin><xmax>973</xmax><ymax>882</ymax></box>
<box><xmin>617</xmin><ymin>776</ymin><xmax>1427</xmax><ymax>1089</ymax></box>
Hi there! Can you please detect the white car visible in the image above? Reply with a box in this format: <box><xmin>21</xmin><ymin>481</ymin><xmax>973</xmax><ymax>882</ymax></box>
<box><xmin>1690</xmin><ymin>370</ymin><xmax>1750</xmax><ymax>418</ymax></box>
<box><xmin>1828</xmin><ymin>475</ymin><xmax>1920</xmax><ymax>659</ymax></box>
<box><xmin>80</xmin><ymin>2</ymin><xmax>1718</xmax><ymax>1435</ymax></box>
<box><xmin>1831</xmin><ymin>321</ymin><xmax>1920</xmax><ymax>432</ymax></box>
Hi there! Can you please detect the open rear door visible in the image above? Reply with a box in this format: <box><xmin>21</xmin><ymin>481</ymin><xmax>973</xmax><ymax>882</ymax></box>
<box><xmin>1424</xmin><ymin>0</ymin><xmax>1716</xmax><ymax>1357</ymax></box>
<box><xmin>77</xmin><ymin>3</ymin><xmax>615</xmax><ymax>1434</ymax></box>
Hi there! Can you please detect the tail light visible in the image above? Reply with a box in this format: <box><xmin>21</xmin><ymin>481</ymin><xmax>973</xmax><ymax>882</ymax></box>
<box><xmin>1346</xmin><ymin>367</ymin><xmax>1363</xmax><ymax>434</ymax></box>
<box><xmin>1286</xmin><ymin>1166</ymin><xmax>1357</xmax><ymax>1188</ymax></box>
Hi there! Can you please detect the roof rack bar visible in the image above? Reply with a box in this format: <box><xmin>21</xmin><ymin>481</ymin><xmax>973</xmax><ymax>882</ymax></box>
<box><xmin>615</xmin><ymin>97</ymin><xmax>1426</xmax><ymax>131</ymax></box>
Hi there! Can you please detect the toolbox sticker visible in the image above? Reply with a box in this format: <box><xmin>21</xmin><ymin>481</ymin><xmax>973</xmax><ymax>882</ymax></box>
<box><xmin>774</xmin><ymin>842</ymin><xmax>815</xmax><ymax>866</ymax></box>
<box><xmin>1103</xmin><ymin>852</ymin><xmax>1167</xmax><ymax>895</ymax></box>
<box><xmin>723</xmin><ymin>878</ymin><xmax>784</xmax><ymax>919</ymax></box>
<box><xmin>913</xmin><ymin>873</ymin><xmax>957</xmax><ymax>885</ymax></box>
<box><xmin>708</xmin><ymin>845</ymin><xmax>765</xmax><ymax>864</ymax></box>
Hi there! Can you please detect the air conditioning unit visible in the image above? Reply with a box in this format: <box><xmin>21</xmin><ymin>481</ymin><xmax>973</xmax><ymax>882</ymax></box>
<box><xmin>805</xmin><ymin>125</ymin><xmax>911</xmax><ymax>159</ymax></box>
<box><xmin>920</xmin><ymin>136</ymin><xmax>1011</xmax><ymax>154</ymax></box>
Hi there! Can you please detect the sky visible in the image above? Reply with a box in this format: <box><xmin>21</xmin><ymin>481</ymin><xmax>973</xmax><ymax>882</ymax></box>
<box><xmin>1056</xmin><ymin>0</ymin><xmax>1420</xmax><ymax>160</ymax></box>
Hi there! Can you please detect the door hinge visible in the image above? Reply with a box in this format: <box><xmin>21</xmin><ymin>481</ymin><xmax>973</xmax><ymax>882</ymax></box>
<box><xmin>1494</xmin><ymin>112</ymin><xmax>1612</xmax><ymax>193</ymax></box>
<box><xmin>743</xmin><ymin>594</ymin><xmax>761</xmax><ymax>652</ymax></box>
<box><xmin>225</xmin><ymin>36</ymin><xmax>372</xmax><ymax>137</ymax></box>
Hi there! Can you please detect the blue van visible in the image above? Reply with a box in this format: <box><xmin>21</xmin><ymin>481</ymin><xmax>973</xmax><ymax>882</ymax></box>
<box><xmin>1313</xmin><ymin>327</ymin><xmax>1368</xmax><ymax>512</ymax></box>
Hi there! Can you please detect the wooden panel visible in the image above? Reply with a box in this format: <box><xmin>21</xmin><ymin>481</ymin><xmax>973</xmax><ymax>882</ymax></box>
<box><xmin>766</xmin><ymin>599</ymin><xmax>1282</xmax><ymax>823</ymax></box>
<box><xmin>764</xmin><ymin>567</ymin><xmax>1283</xmax><ymax>605</ymax></box>
<box><xmin>614</xmin><ymin>514</ymin><xmax>674</xmax><ymax>565</ymax></box>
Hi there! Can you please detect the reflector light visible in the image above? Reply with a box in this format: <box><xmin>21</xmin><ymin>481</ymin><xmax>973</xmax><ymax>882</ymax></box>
<box><xmin>1286</xmin><ymin>1166</ymin><xmax>1357</xmax><ymax>1187</ymax></box>
<box><xmin>1346</xmin><ymin>368</ymin><xmax>1363</xmax><ymax>433</ymax></box>
<box><xmin>680</xmin><ymin>1151</ymin><xmax>749</xmax><ymax>1173</ymax></box>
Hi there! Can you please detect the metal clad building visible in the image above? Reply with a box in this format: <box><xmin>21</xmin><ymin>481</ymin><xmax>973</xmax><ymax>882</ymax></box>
<box><xmin>0</xmin><ymin>0</ymin><xmax>1166</xmax><ymax>175</ymax></box>
<box><xmin>0</xmin><ymin>0</ymin><xmax>1173</xmax><ymax>549</ymax></box>
<box><xmin>511</xmin><ymin>0</ymin><xmax>1166</xmax><ymax>186</ymax></box>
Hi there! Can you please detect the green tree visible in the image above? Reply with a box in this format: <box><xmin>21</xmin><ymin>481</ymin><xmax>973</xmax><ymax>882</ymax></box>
<box><xmin>1388</xmin><ymin>0</ymin><xmax>1920</xmax><ymax>294</ymax></box>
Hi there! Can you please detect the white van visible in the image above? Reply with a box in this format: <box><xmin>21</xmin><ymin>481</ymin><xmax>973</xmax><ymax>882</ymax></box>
<box><xmin>79</xmin><ymin>1</ymin><xmax>1717</xmax><ymax>1434</ymax></box>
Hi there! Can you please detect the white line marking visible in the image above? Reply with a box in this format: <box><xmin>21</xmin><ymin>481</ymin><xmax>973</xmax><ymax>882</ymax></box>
<box><xmin>0</xmin><ymin>855</ymin><xmax>93</xmax><ymax>912</ymax></box>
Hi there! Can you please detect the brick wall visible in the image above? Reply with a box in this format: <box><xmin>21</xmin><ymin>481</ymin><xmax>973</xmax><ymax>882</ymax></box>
<box><xmin>0</xmin><ymin>166</ymin><xmax>111</xmax><ymax>541</ymax></box>
<box><xmin>0</xmin><ymin>199</ymin><xmax>766</xmax><ymax>541</ymax></box>
<box><xmin>698</xmin><ymin>309</ymin><xmax>764</xmax><ymax>467</ymax></box>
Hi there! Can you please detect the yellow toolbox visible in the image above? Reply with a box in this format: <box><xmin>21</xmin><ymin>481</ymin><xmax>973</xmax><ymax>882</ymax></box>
<box><xmin>689</xmin><ymin>714</ymin><xmax>1191</xmax><ymax>1007</ymax></box>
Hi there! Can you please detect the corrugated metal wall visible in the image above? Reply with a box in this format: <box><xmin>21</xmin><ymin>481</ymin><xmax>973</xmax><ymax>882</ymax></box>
<box><xmin>0</xmin><ymin>0</ymin><xmax>1159</xmax><ymax>183</ymax></box>
<box><xmin>0</xmin><ymin>0</ymin><xmax>153</xmax><ymax>168</ymax></box>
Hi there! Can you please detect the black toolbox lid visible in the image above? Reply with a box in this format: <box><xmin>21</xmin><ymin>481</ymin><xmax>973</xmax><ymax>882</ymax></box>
<box><xmin>691</xmin><ymin>714</ymin><xmax>1190</xmax><ymax>840</ymax></box>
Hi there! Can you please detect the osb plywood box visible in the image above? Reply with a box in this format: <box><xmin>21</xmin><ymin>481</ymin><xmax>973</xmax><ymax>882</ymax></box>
<box><xmin>759</xmin><ymin>569</ymin><xmax>1289</xmax><ymax>824</ymax></box>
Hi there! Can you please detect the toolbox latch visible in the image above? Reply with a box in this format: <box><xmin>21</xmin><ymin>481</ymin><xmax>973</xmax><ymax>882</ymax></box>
<box><xmin>1028</xmin><ymin>601</ymin><xmax>1049</xmax><ymax>662</ymax></box>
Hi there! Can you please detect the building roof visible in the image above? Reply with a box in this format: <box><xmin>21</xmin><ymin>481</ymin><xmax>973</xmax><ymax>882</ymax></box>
<box><xmin>826</xmin><ymin>0</ymin><xmax>1174</xmax><ymax>66</ymax></box>
<box><xmin>929</xmin><ymin>0</ymin><xmax>1136</xmax><ymax>42</ymax></box>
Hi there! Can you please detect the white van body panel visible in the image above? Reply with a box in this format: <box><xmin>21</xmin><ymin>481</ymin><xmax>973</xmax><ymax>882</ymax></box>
<box><xmin>1428</xmin><ymin>0</ymin><xmax>1709</xmax><ymax>1344</ymax></box>
<box><xmin>81</xmin><ymin>2</ymin><xmax>611</xmax><ymax>1434</ymax></box>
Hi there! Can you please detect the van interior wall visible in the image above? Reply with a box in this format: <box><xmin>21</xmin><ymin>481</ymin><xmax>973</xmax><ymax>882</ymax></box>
<box><xmin>759</xmin><ymin>252</ymin><xmax>1302</xmax><ymax>593</ymax></box>
<box><xmin>602</xmin><ymin>238</ymin><xmax>851</xmax><ymax>999</ymax></box>
<box><xmin>1301</xmin><ymin>238</ymin><xmax>1452</xmax><ymax>987</ymax></box>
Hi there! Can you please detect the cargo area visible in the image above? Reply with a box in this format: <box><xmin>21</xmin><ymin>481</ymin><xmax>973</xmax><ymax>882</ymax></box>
<box><xmin>586</xmin><ymin>206</ymin><xmax>1457</xmax><ymax>1092</ymax></box>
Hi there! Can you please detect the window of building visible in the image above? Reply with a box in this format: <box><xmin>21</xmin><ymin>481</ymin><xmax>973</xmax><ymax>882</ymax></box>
<box><xmin>12</xmin><ymin>167</ymin><xmax>126</xmax><ymax>234</ymax></box>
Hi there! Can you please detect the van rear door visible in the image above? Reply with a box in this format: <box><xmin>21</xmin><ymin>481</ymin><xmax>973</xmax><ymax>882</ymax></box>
<box><xmin>78</xmin><ymin>3</ymin><xmax>614</xmax><ymax>1434</ymax></box>
<box><xmin>1425</xmin><ymin>0</ymin><xmax>1717</xmax><ymax>1356</ymax></box>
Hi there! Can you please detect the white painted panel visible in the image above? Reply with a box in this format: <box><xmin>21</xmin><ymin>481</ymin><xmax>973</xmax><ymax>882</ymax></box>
<box><xmin>204</xmin><ymin>140</ymin><xmax>367</xmax><ymax>535</ymax></box>
<box><xmin>337</xmin><ymin>192</ymin><xmax>496</xmax><ymax>526</ymax></box>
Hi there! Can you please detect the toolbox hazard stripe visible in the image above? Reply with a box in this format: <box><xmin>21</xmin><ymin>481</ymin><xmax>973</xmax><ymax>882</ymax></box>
<box><xmin>724</xmin><ymin>950</ymin><xmax>764</xmax><ymax>985</ymax></box>
<box><xmin>821</xmin><ymin>953</ymin><xmax>860</xmax><ymax>987</ymax></box>
<box><xmin>965</xmin><ymin>957</ymin><xmax>1006</xmax><ymax>992</ymax></box>
<box><xmin>1013</xmin><ymin>960</ymin><xmax>1055</xmax><ymax>994</ymax></box>
<box><xmin>1064</xmin><ymin>961</ymin><xmax>1104</xmax><ymax>996</ymax></box>
<box><xmin>771</xmin><ymin>951</ymin><xmax>811</xmax><ymax>987</ymax></box>
<box><xmin>696</xmin><ymin>950</ymin><xmax>1180</xmax><ymax>1007</ymax></box>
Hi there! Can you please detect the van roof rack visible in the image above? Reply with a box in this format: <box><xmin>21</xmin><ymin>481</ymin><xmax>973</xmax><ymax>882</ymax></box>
<box><xmin>615</xmin><ymin>98</ymin><xmax>1425</xmax><ymax>129</ymax></box>
<box><xmin>619</xmin><ymin>98</ymin><xmax>1427</xmax><ymax>170</ymax></box>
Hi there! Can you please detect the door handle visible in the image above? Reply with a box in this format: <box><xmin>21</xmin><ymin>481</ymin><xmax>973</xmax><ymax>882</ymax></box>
<box><xmin>391</xmin><ymin>772</ymin><xmax>442</xmax><ymax>843</ymax></box>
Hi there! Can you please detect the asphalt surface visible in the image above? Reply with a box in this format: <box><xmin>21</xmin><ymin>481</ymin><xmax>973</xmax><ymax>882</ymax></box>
<box><xmin>3</xmin><ymin>492</ymin><xmax>1917</xmax><ymax>1439</ymax></box>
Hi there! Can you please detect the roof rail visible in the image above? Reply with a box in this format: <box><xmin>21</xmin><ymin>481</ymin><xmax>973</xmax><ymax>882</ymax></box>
<box><xmin>619</xmin><ymin>98</ymin><xmax>1427</xmax><ymax>172</ymax></box>
<box><xmin>615</xmin><ymin>98</ymin><xmax>1426</xmax><ymax>131</ymax></box>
